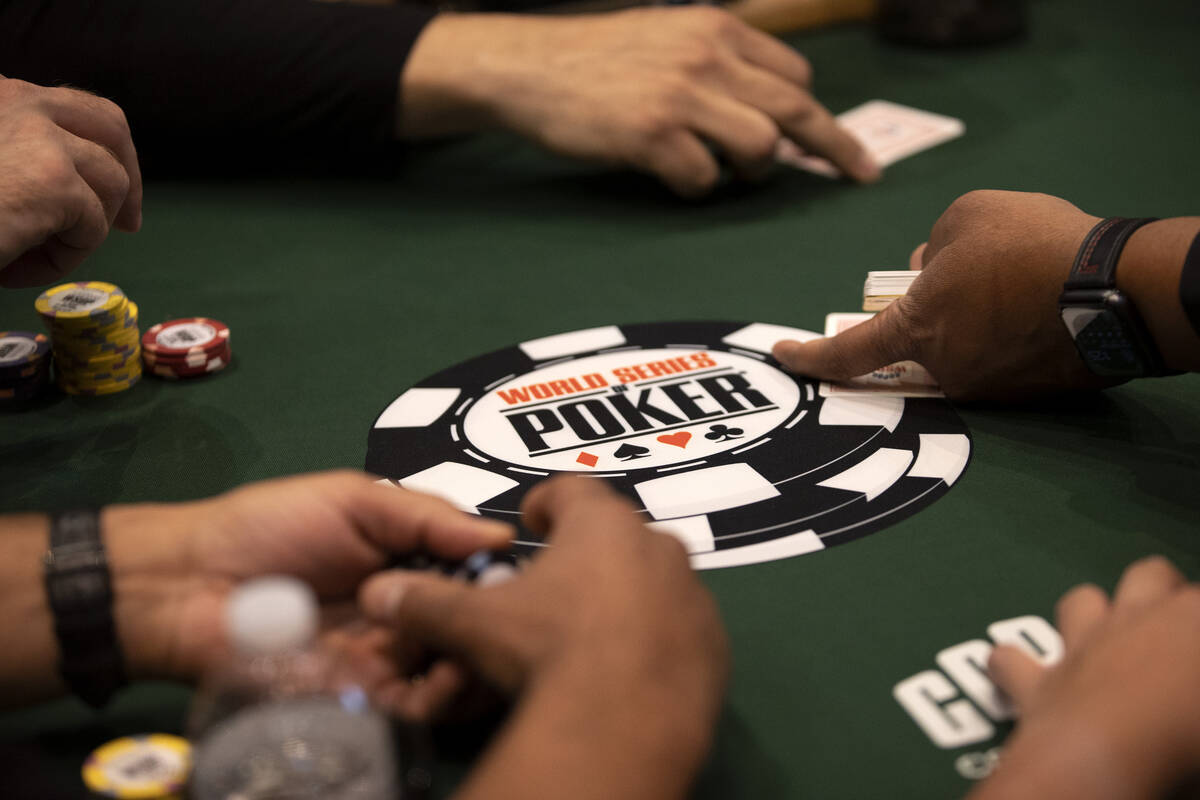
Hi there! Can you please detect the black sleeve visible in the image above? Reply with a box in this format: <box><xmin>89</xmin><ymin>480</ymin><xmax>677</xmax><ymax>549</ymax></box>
<box><xmin>1180</xmin><ymin>230</ymin><xmax>1200</xmax><ymax>340</ymax></box>
<box><xmin>0</xmin><ymin>0</ymin><xmax>437</xmax><ymax>173</ymax></box>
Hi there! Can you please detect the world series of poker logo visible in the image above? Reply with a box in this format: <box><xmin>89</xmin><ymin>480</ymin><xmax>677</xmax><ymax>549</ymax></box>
<box><xmin>366</xmin><ymin>322</ymin><xmax>972</xmax><ymax>570</ymax></box>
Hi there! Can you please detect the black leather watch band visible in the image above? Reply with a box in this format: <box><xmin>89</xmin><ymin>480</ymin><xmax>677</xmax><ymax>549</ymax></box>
<box><xmin>44</xmin><ymin>510</ymin><xmax>127</xmax><ymax>708</ymax></box>
<box><xmin>1064</xmin><ymin>217</ymin><xmax>1158</xmax><ymax>291</ymax></box>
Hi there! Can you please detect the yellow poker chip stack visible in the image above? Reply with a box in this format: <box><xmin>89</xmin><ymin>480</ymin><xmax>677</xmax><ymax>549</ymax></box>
<box><xmin>35</xmin><ymin>281</ymin><xmax>142</xmax><ymax>395</ymax></box>
<box><xmin>82</xmin><ymin>734</ymin><xmax>191</xmax><ymax>799</ymax></box>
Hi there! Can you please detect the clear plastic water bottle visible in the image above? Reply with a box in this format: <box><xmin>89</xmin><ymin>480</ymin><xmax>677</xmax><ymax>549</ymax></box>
<box><xmin>188</xmin><ymin>576</ymin><xmax>400</xmax><ymax>800</ymax></box>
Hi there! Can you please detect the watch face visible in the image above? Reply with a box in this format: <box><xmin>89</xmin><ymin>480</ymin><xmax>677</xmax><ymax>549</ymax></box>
<box><xmin>1061</xmin><ymin>305</ymin><xmax>1149</xmax><ymax>377</ymax></box>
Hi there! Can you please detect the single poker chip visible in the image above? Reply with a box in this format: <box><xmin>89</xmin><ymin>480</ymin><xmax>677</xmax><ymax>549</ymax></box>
<box><xmin>82</xmin><ymin>733</ymin><xmax>191</xmax><ymax>799</ymax></box>
<box><xmin>149</xmin><ymin>357</ymin><xmax>229</xmax><ymax>380</ymax></box>
<box><xmin>35</xmin><ymin>281</ymin><xmax>126</xmax><ymax>323</ymax></box>
<box><xmin>367</xmin><ymin>321</ymin><xmax>972</xmax><ymax>571</ymax></box>
<box><xmin>0</xmin><ymin>331</ymin><xmax>52</xmax><ymax>408</ymax></box>
<box><xmin>143</xmin><ymin>343</ymin><xmax>230</xmax><ymax>369</ymax></box>
<box><xmin>142</xmin><ymin>318</ymin><xmax>230</xmax><ymax>357</ymax></box>
<box><xmin>0</xmin><ymin>331</ymin><xmax>50</xmax><ymax>370</ymax></box>
<box><xmin>59</xmin><ymin>367</ymin><xmax>142</xmax><ymax>396</ymax></box>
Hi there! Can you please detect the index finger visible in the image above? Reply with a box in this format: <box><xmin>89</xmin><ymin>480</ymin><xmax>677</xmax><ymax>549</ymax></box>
<box><xmin>772</xmin><ymin>298</ymin><xmax>916</xmax><ymax>380</ymax></box>
<box><xmin>41</xmin><ymin>87</ymin><xmax>143</xmax><ymax>232</ymax></box>
<box><xmin>337</xmin><ymin>473</ymin><xmax>514</xmax><ymax>558</ymax></box>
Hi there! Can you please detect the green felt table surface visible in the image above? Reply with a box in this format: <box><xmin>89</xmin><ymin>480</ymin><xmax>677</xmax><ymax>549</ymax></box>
<box><xmin>1</xmin><ymin>0</ymin><xmax>1198</xmax><ymax>796</ymax></box>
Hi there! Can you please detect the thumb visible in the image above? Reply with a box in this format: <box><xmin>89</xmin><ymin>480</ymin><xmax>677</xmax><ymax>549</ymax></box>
<box><xmin>772</xmin><ymin>302</ymin><xmax>915</xmax><ymax>381</ymax></box>
<box><xmin>987</xmin><ymin>644</ymin><xmax>1045</xmax><ymax>715</ymax></box>
<box><xmin>361</xmin><ymin>569</ymin><xmax>532</xmax><ymax>692</ymax></box>
<box><xmin>360</xmin><ymin>569</ymin><xmax>475</xmax><ymax>655</ymax></box>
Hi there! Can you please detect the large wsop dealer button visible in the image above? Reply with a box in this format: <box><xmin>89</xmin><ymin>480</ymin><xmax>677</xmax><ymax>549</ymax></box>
<box><xmin>367</xmin><ymin>321</ymin><xmax>970</xmax><ymax>569</ymax></box>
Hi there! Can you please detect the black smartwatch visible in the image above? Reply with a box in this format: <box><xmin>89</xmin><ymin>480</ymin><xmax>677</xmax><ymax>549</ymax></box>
<box><xmin>1059</xmin><ymin>217</ymin><xmax>1167</xmax><ymax>378</ymax></box>
<box><xmin>44</xmin><ymin>510</ymin><xmax>127</xmax><ymax>707</ymax></box>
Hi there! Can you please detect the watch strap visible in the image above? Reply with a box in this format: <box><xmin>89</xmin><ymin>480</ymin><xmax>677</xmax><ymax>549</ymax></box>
<box><xmin>44</xmin><ymin>510</ymin><xmax>127</xmax><ymax>708</ymax></box>
<box><xmin>1180</xmin><ymin>229</ymin><xmax>1200</xmax><ymax>339</ymax></box>
<box><xmin>1064</xmin><ymin>217</ymin><xmax>1158</xmax><ymax>291</ymax></box>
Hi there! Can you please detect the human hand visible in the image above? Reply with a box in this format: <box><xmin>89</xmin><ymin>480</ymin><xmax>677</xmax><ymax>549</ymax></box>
<box><xmin>399</xmin><ymin>8</ymin><xmax>879</xmax><ymax>197</ymax></box>
<box><xmin>970</xmin><ymin>557</ymin><xmax>1200</xmax><ymax>800</ymax></box>
<box><xmin>0</xmin><ymin>77</ymin><xmax>143</xmax><ymax>287</ymax></box>
<box><xmin>773</xmin><ymin>190</ymin><xmax>1108</xmax><ymax>402</ymax></box>
<box><xmin>359</xmin><ymin>475</ymin><xmax>728</xmax><ymax>727</ymax></box>
<box><xmin>105</xmin><ymin>470</ymin><xmax>512</xmax><ymax>696</ymax></box>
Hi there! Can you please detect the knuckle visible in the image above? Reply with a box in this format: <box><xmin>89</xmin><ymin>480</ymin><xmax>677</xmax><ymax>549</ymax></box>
<box><xmin>632</xmin><ymin>104</ymin><xmax>681</xmax><ymax>142</ymax></box>
<box><xmin>1126</xmin><ymin>554</ymin><xmax>1177</xmax><ymax>580</ymax></box>
<box><xmin>1173</xmin><ymin>585</ymin><xmax>1200</xmax><ymax>615</ymax></box>
<box><xmin>775</xmin><ymin>92</ymin><xmax>816</xmax><ymax>127</ymax></box>
<box><xmin>653</xmin><ymin>74</ymin><xmax>699</xmax><ymax>117</ymax></box>
<box><xmin>744</xmin><ymin>124</ymin><xmax>780</xmax><ymax>164</ymax></box>
<box><xmin>674</xmin><ymin>40</ymin><xmax>721</xmax><ymax>77</ymax></box>
<box><xmin>33</xmin><ymin>147</ymin><xmax>77</xmax><ymax>192</ymax></box>
<box><xmin>1056</xmin><ymin>582</ymin><xmax>1102</xmax><ymax>614</ymax></box>
<box><xmin>945</xmin><ymin>189</ymin><xmax>999</xmax><ymax>222</ymax></box>
<box><xmin>687</xmin><ymin>5</ymin><xmax>734</xmax><ymax>34</ymax></box>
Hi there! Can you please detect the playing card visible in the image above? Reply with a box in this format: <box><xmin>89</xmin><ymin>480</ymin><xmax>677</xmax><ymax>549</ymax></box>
<box><xmin>863</xmin><ymin>270</ymin><xmax>920</xmax><ymax>311</ymax></box>
<box><xmin>777</xmin><ymin>100</ymin><xmax>965</xmax><ymax>178</ymax></box>
<box><xmin>817</xmin><ymin>313</ymin><xmax>944</xmax><ymax>398</ymax></box>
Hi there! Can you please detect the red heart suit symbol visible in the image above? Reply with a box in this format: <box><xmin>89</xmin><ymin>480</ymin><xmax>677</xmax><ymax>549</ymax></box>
<box><xmin>657</xmin><ymin>431</ymin><xmax>691</xmax><ymax>448</ymax></box>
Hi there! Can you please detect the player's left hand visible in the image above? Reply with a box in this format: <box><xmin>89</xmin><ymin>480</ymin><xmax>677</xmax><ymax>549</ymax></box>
<box><xmin>772</xmin><ymin>190</ymin><xmax>1113</xmax><ymax>402</ymax></box>
<box><xmin>107</xmin><ymin>470</ymin><xmax>512</xmax><ymax>699</ymax></box>
<box><xmin>969</xmin><ymin>556</ymin><xmax>1200</xmax><ymax>799</ymax></box>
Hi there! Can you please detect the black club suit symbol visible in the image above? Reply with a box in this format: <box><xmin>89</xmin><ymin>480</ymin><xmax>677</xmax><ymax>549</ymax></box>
<box><xmin>705</xmin><ymin>424</ymin><xmax>744</xmax><ymax>442</ymax></box>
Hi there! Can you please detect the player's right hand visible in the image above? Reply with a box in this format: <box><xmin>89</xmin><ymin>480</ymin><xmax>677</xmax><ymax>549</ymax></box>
<box><xmin>773</xmin><ymin>190</ymin><xmax>1111</xmax><ymax>402</ymax></box>
<box><xmin>359</xmin><ymin>475</ymin><xmax>729</xmax><ymax>722</ymax></box>
<box><xmin>0</xmin><ymin>77</ymin><xmax>142</xmax><ymax>288</ymax></box>
<box><xmin>398</xmin><ymin>8</ymin><xmax>879</xmax><ymax>197</ymax></box>
<box><xmin>968</xmin><ymin>557</ymin><xmax>1200</xmax><ymax>799</ymax></box>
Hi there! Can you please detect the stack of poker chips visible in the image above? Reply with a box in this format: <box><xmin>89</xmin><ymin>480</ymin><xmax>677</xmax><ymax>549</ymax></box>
<box><xmin>35</xmin><ymin>281</ymin><xmax>142</xmax><ymax>395</ymax></box>
<box><xmin>0</xmin><ymin>331</ymin><xmax>52</xmax><ymax>408</ymax></box>
<box><xmin>863</xmin><ymin>270</ymin><xmax>919</xmax><ymax>311</ymax></box>
<box><xmin>141</xmin><ymin>317</ymin><xmax>232</xmax><ymax>379</ymax></box>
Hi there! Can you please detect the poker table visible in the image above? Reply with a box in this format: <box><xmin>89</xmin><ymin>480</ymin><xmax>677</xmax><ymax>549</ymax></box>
<box><xmin>2</xmin><ymin>0</ymin><xmax>1198</xmax><ymax>796</ymax></box>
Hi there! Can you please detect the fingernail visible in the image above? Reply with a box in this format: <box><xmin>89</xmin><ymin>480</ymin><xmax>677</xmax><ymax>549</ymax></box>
<box><xmin>365</xmin><ymin>576</ymin><xmax>408</xmax><ymax>619</ymax></box>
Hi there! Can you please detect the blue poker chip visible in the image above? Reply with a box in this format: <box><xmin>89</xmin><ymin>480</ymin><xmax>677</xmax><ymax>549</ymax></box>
<box><xmin>367</xmin><ymin>321</ymin><xmax>973</xmax><ymax>571</ymax></box>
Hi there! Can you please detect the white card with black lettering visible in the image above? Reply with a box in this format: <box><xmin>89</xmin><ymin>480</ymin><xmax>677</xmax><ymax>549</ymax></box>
<box><xmin>777</xmin><ymin>100</ymin><xmax>965</xmax><ymax>178</ymax></box>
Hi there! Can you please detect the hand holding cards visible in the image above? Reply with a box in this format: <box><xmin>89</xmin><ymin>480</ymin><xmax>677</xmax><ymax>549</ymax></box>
<box><xmin>818</xmin><ymin>313</ymin><xmax>943</xmax><ymax>398</ymax></box>
<box><xmin>776</xmin><ymin>100</ymin><xmax>964</xmax><ymax>178</ymax></box>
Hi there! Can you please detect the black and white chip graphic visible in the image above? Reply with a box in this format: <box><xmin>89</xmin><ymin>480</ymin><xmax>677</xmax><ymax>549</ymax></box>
<box><xmin>366</xmin><ymin>322</ymin><xmax>971</xmax><ymax>569</ymax></box>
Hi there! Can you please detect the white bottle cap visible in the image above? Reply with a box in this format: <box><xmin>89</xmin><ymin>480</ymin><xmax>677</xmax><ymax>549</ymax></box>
<box><xmin>226</xmin><ymin>576</ymin><xmax>319</xmax><ymax>657</ymax></box>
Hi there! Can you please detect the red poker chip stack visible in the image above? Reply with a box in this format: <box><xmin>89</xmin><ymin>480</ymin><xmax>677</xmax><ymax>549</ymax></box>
<box><xmin>141</xmin><ymin>317</ymin><xmax>232</xmax><ymax>379</ymax></box>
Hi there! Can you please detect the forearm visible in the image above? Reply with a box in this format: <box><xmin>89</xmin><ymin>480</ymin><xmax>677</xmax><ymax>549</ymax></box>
<box><xmin>456</xmin><ymin>655</ymin><xmax>718</xmax><ymax>800</ymax></box>
<box><xmin>0</xmin><ymin>0</ymin><xmax>434</xmax><ymax>161</ymax></box>
<box><xmin>1116</xmin><ymin>217</ymin><xmax>1200</xmax><ymax>372</ymax></box>
<box><xmin>0</xmin><ymin>514</ymin><xmax>63</xmax><ymax>705</ymax></box>
<box><xmin>0</xmin><ymin>505</ymin><xmax>193</xmax><ymax>708</ymax></box>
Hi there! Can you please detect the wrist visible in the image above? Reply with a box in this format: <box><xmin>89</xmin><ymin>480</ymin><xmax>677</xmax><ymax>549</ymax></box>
<box><xmin>104</xmin><ymin>503</ymin><xmax>200</xmax><ymax>681</ymax></box>
<box><xmin>1114</xmin><ymin>218</ymin><xmax>1200</xmax><ymax>372</ymax></box>
<box><xmin>398</xmin><ymin>13</ymin><xmax>516</xmax><ymax>139</ymax></box>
